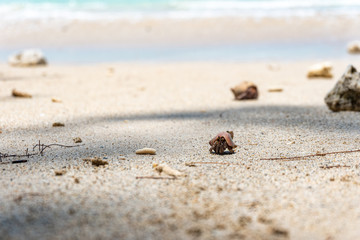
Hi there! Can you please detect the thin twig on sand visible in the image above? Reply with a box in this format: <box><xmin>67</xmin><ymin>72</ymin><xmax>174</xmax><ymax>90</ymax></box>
<box><xmin>260</xmin><ymin>149</ymin><xmax>360</xmax><ymax>161</ymax></box>
<box><xmin>320</xmin><ymin>165</ymin><xmax>350</xmax><ymax>169</ymax></box>
<box><xmin>186</xmin><ymin>161</ymin><xmax>242</xmax><ymax>166</ymax></box>
<box><xmin>136</xmin><ymin>176</ymin><xmax>177</xmax><ymax>180</ymax></box>
<box><xmin>0</xmin><ymin>140</ymin><xmax>83</xmax><ymax>164</ymax></box>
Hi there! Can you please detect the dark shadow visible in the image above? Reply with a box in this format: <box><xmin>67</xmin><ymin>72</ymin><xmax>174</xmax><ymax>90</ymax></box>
<box><xmin>71</xmin><ymin>105</ymin><xmax>360</xmax><ymax>133</ymax></box>
<box><xmin>1</xmin><ymin>104</ymin><xmax>359</xmax><ymax>161</ymax></box>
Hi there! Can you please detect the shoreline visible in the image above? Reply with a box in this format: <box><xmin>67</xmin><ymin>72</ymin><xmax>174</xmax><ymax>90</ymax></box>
<box><xmin>1</xmin><ymin>15</ymin><xmax>360</xmax><ymax>63</ymax></box>
<box><xmin>1</xmin><ymin>44</ymin><xmax>359</xmax><ymax>64</ymax></box>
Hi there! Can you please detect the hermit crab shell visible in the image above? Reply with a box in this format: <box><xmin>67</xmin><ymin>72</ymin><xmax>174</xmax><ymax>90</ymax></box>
<box><xmin>209</xmin><ymin>131</ymin><xmax>237</xmax><ymax>148</ymax></box>
<box><xmin>231</xmin><ymin>81</ymin><xmax>258</xmax><ymax>100</ymax></box>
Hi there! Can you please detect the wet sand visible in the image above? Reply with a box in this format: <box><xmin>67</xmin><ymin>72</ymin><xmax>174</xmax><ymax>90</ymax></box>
<box><xmin>1</xmin><ymin>60</ymin><xmax>360</xmax><ymax>239</ymax></box>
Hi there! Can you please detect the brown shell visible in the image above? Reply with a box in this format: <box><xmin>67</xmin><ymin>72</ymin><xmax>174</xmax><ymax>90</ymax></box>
<box><xmin>209</xmin><ymin>131</ymin><xmax>236</xmax><ymax>148</ymax></box>
<box><xmin>231</xmin><ymin>81</ymin><xmax>258</xmax><ymax>100</ymax></box>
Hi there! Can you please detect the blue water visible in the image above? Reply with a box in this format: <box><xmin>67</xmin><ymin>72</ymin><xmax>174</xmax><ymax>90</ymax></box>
<box><xmin>1</xmin><ymin>42</ymin><xmax>359</xmax><ymax>64</ymax></box>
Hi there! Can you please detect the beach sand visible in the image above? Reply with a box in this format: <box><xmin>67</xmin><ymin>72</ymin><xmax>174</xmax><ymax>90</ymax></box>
<box><xmin>1</xmin><ymin>60</ymin><xmax>360</xmax><ymax>239</ymax></box>
<box><xmin>2</xmin><ymin>16</ymin><xmax>360</xmax><ymax>48</ymax></box>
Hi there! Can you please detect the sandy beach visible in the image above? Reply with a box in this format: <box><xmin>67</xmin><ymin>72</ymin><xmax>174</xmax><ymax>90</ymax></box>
<box><xmin>2</xmin><ymin>1</ymin><xmax>360</xmax><ymax>239</ymax></box>
<box><xmin>2</xmin><ymin>16</ymin><xmax>360</xmax><ymax>48</ymax></box>
<box><xmin>1</xmin><ymin>59</ymin><xmax>360</xmax><ymax>239</ymax></box>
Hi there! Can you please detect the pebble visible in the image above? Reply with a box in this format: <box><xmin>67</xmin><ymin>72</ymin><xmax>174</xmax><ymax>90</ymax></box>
<box><xmin>73</xmin><ymin>137</ymin><xmax>82</xmax><ymax>143</ymax></box>
<box><xmin>52</xmin><ymin>122</ymin><xmax>65</xmax><ymax>127</ymax></box>
<box><xmin>136</xmin><ymin>148</ymin><xmax>156</xmax><ymax>155</ymax></box>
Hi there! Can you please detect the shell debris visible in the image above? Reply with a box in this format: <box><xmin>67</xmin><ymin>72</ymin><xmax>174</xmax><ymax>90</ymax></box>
<box><xmin>12</xmin><ymin>89</ymin><xmax>32</xmax><ymax>98</ymax></box>
<box><xmin>307</xmin><ymin>62</ymin><xmax>333</xmax><ymax>78</ymax></box>
<box><xmin>51</xmin><ymin>98</ymin><xmax>62</xmax><ymax>103</ymax></box>
<box><xmin>153</xmin><ymin>163</ymin><xmax>186</xmax><ymax>177</ymax></box>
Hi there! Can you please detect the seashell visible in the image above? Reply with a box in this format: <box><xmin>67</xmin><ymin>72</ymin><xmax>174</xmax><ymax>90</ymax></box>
<box><xmin>307</xmin><ymin>62</ymin><xmax>333</xmax><ymax>78</ymax></box>
<box><xmin>347</xmin><ymin>41</ymin><xmax>360</xmax><ymax>54</ymax></box>
<box><xmin>8</xmin><ymin>49</ymin><xmax>47</xmax><ymax>67</ymax></box>
<box><xmin>209</xmin><ymin>131</ymin><xmax>237</xmax><ymax>154</ymax></box>
<box><xmin>231</xmin><ymin>81</ymin><xmax>258</xmax><ymax>100</ymax></box>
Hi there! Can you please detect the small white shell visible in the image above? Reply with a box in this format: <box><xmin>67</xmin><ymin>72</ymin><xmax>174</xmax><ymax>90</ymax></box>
<box><xmin>307</xmin><ymin>62</ymin><xmax>333</xmax><ymax>78</ymax></box>
<box><xmin>153</xmin><ymin>163</ymin><xmax>186</xmax><ymax>177</ymax></box>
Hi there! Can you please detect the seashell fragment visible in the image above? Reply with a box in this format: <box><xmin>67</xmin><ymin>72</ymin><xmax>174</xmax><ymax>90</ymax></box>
<box><xmin>231</xmin><ymin>81</ymin><xmax>258</xmax><ymax>100</ymax></box>
<box><xmin>136</xmin><ymin>148</ymin><xmax>156</xmax><ymax>155</ymax></box>
<box><xmin>153</xmin><ymin>163</ymin><xmax>186</xmax><ymax>177</ymax></box>
<box><xmin>12</xmin><ymin>89</ymin><xmax>32</xmax><ymax>98</ymax></box>
<box><xmin>347</xmin><ymin>41</ymin><xmax>360</xmax><ymax>54</ymax></box>
<box><xmin>307</xmin><ymin>62</ymin><xmax>333</xmax><ymax>78</ymax></box>
<box><xmin>8</xmin><ymin>49</ymin><xmax>47</xmax><ymax>67</ymax></box>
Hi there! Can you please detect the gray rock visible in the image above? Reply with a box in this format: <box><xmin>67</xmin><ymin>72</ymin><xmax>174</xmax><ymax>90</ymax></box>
<box><xmin>8</xmin><ymin>49</ymin><xmax>47</xmax><ymax>67</ymax></box>
<box><xmin>325</xmin><ymin>65</ymin><xmax>360</xmax><ymax>112</ymax></box>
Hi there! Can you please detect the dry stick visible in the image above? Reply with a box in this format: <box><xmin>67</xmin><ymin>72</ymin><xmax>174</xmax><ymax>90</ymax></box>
<box><xmin>0</xmin><ymin>140</ymin><xmax>83</xmax><ymax>164</ymax></box>
<box><xmin>187</xmin><ymin>161</ymin><xmax>242</xmax><ymax>166</ymax></box>
<box><xmin>188</xmin><ymin>149</ymin><xmax>360</xmax><ymax>166</ymax></box>
<box><xmin>260</xmin><ymin>149</ymin><xmax>360</xmax><ymax>161</ymax></box>
<box><xmin>0</xmin><ymin>160</ymin><xmax>28</xmax><ymax>165</ymax></box>
<box><xmin>320</xmin><ymin>165</ymin><xmax>350</xmax><ymax>169</ymax></box>
<box><xmin>136</xmin><ymin>176</ymin><xmax>177</xmax><ymax>180</ymax></box>
<box><xmin>33</xmin><ymin>142</ymin><xmax>83</xmax><ymax>155</ymax></box>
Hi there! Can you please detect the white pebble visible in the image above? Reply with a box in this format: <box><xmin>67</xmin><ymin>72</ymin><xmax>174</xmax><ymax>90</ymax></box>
<box><xmin>136</xmin><ymin>148</ymin><xmax>156</xmax><ymax>155</ymax></box>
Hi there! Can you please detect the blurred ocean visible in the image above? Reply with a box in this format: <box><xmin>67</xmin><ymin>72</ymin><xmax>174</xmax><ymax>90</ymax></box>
<box><xmin>1</xmin><ymin>0</ymin><xmax>360</xmax><ymax>63</ymax></box>
<box><xmin>1</xmin><ymin>0</ymin><xmax>360</xmax><ymax>21</ymax></box>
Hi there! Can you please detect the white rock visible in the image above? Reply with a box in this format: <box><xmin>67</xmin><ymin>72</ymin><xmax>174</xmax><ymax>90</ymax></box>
<box><xmin>307</xmin><ymin>62</ymin><xmax>333</xmax><ymax>78</ymax></box>
<box><xmin>135</xmin><ymin>148</ymin><xmax>156</xmax><ymax>155</ymax></box>
<box><xmin>347</xmin><ymin>41</ymin><xmax>360</xmax><ymax>54</ymax></box>
<box><xmin>8</xmin><ymin>49</ymin><xmax>47</xmax><ymax>67</ymax></box>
